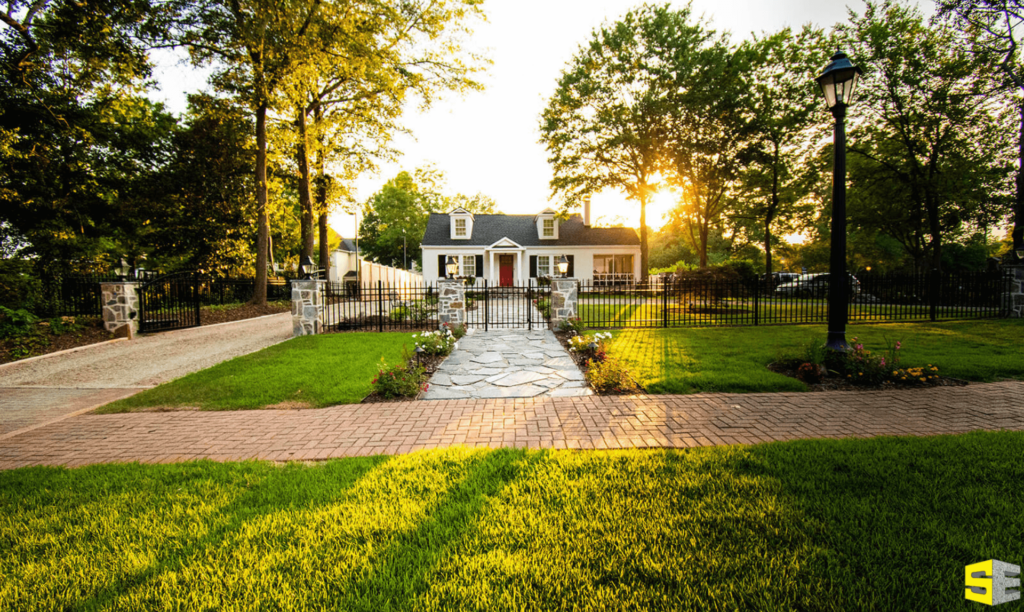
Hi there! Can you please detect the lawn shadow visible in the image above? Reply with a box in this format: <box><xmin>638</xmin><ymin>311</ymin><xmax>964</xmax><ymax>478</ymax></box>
<box><xmin>62</xmin><ymin>456</ymin><xmax>390</xmax><ymax>609</ymax></box>
<box><xmin>336</xmin><ymin>447</ymin><xmax>540</xmax><ymax>611</ymax></box>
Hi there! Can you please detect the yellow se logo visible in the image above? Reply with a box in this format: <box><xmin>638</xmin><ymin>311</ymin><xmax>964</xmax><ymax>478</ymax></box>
<box><xmin>966</xmin><ymin>560</ymin><xmax>1021</xmax><ymax>606</ymax></box>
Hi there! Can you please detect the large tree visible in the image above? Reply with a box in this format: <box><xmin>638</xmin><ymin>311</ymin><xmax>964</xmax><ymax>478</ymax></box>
<box><xmin>937</xmin><ymin>0</ymin><xmax>1024</xmax><ymax>258</ymax></box>
<box><xmin>540</xmin><ymin>4</ymin><xmax>711</xmax><ymax>279</ymax></box>
<box><xmin>843</xmin><ymin>0</ymin><xmax>1014</xmax><ymax>271</ymax></box>
<box><xmin>0</xmin><ymin>0</ymin><xmax>174</xmax><ymax>274</ymax></box>
<box><xmin>728</xmin><ymin>27</ymin><xmax>828</xmax><ymax>277</ymax></box>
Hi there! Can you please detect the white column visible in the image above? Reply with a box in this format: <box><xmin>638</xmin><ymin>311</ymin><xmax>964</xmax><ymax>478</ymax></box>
<box><xmin>517</xmin><ymin>251</ymin><xmax>524</xmax><ymax>283</ymax></box>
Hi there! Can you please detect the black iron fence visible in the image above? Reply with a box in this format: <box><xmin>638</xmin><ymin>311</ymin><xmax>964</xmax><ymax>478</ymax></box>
<box><xmin>320</xmin><ymin>282</ymin><xmax>441</xmax><ymax>332</ymax></box>
<box><xmin>196</xmin><ymin>277</ymin><xmax>291</xmax><ymax>305</ymax></box>
<box><xmin>578</xmin><ymin>270</ymin><xmax>1011</xmax><ymax>329</ymax></box>
<box><xmin>319</xmin><ymin>279</ymin><xmax>553</xmax><ymax>332</ymax></box>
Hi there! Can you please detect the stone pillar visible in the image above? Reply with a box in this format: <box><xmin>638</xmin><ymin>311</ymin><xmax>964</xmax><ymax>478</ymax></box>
<box><xmin>291</xmin><ymin>279</ymin><xmax>324</xmax><ymax>336</ymax></box>
<box><xmin>100</xmin><ymin>281</ymin><xmax>140</xmax><ymax>338</ymax></box>
<box><xmin>550</xmin><ymin>278</ymin><xmax>578</xmax><ymax>327</ymax></box>
<box><xmin>1006</xmin><ymin>263</ymin><xmax>1024</xmax><ymax>318</ymax></box>
<box><xmin>437</xmin><ymin>279</ymin><xmax>466</xmax><ymax>328</ymax></box>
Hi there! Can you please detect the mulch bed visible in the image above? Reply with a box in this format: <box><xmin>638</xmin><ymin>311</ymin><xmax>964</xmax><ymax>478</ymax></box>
<box><xmin>0</xmin><ymin>317</ymin><xmax>114</xmax><ymax>365</ymax></box>
<box><xmin>362</xmin><ymin>352</ymin><xmax>447</xmax><ymax>403</ymax></box>
<box><xmin>767</xmin><ymin>360</ymin><xmax>969</xmax><ymax>392</ymax></box>
<box><xmin>200</xmin><ymin>302</ymin><xmax>290</xmax><ymax>326</ymax></box>
<box><xmin>552</xmin><ymin>329</ymin><xmax>645</xmax><ymax>395</ymax></box>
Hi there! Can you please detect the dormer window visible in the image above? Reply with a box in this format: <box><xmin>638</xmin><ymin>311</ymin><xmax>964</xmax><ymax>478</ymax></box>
<box><xmin>450</xmin><ymin>208</ymin><xmax>473</xmax><ymax>240</ymax></box>
<box><xmin>536</xmin><ymin>209</ymin><xmax>558</xmax><ymax>240</ymax></box>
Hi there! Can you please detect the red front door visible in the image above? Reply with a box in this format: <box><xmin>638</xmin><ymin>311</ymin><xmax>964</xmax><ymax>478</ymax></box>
<box><xmin>499</xmin><ymin>255</ymin><xmax>514</xmax><ymax>287</ymax></box>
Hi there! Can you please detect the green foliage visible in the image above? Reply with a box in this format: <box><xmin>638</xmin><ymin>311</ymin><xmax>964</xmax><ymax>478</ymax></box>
<box><xmin>371</xmin><ymin>358</ymin><xmax>426</xmax><ymax>398</ymax></box>
<box><xmin>607</xmin><ymin>320</ymin><xmax>1024</xmax><ymax>394</ymax></box>
<box><xmin>412</xmin><ymin>329</ymin><xmax>457</xmax><ymax>356</ymax></box>
<box><xmin>98</xmin><ymin>333</ymin><xmax>415</xmax><ymax>411</ymax></box>
<box><xmin>585</xmin><ymin>356</ymin><xmax>640</xmax><ymax>393</ymax></box>
<box><xmin>557</xmin><ymin>317</ymin><xmax>586</xmax><ymax>335</ymax></box>
<box><xmin>0</xmin><ymin>306</ymin><xmax>39</xmax><ymax>340</ymax></box>
<box><xmin>3</xmin><ymin>436</ymin><xmax>1024</xmax><ymax>609</ymax></box>
<box><xmin>441</xmin><ymin>322</ymin><xmax>467</xmax><ymax>340</ymax></box>
<box><xmin>359</xmin><ymin>167</ymin><xmax>498</xmax><ymax>269</ymax></box>
<box><xmin>534</xmin><ymin>297</ymin><xmax>551</xmax><ymax>318</ymax></box>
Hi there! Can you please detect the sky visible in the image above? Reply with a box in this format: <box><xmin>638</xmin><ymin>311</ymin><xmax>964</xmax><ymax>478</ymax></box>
<box><xmin>148</xmin><ymin>0</ymin><xmax>930</xmax><ymax>239</ymax></box>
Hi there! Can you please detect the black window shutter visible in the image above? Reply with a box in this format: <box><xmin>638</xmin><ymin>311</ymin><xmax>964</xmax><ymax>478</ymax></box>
<box><xmin>529</xmin><ymin>256</ymin><xmax>537</xmax><ymax>278</ymax></box>
<box><xmin>567</xmin><ymin>255</ymin><xmax>575</xmax><ymax>278</ymax></box>
<box><xmin>437</xmin><ymin>254</ymin><xmax>446</xmax><ymax>278</ymax></box>
<box><xmin>475</xmin><ymin>255</ymin><xmax>484</xmax><ymax>277</ymax></box>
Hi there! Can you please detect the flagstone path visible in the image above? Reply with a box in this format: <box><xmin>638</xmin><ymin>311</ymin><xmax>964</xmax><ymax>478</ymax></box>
<box><xmin>422</xmin><ymin>329</ymin><xmax>591</xmax><ymax>400</ymax></box>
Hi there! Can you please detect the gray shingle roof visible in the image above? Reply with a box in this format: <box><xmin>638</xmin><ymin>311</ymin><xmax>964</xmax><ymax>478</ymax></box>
<box><xmin>422</xmin><ymin>213</ymin><xmax>638</xmax><ymax>247</ymax></box>
<box><xmin>334</xmin><ymin>238</ymin><xmax>360</xmax><ymax>253</ymax></box>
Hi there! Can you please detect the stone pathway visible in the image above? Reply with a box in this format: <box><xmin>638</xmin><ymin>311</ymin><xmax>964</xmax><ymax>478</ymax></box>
<box><xmin>422</xmin><ymin>329</ymin><xmax>591</xmax><ymax>400</ymax></box>
<box><xmin>1</xmin><ymin>381</ymin><xmax>1022</xmax><ymax>469</ymax></box>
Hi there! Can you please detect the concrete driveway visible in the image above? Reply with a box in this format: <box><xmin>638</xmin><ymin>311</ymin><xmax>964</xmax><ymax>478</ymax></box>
<box><xmin>0</xmin><ymin>313</ymin><xmax>292</xmax><ymax>439</ymax></box>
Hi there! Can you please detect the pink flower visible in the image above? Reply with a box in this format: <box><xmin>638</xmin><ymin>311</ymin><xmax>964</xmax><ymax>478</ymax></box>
<box><xmin>895</xmin><ymin>341</ymin><xmax>902</xmax><ymax>350</ymax></box>
<box><xmin>880</xmin><ymin>357</ymin><xmax>886</xmax><ymax>367</ymax></box>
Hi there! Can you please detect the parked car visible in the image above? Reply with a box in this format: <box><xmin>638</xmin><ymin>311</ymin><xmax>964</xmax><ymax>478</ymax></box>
<box><xmin>770</xmin><ymin>272</ymin><xmax>800</xmax><ymax>284</ymax></box>
<box><xmin>774</xmin><ymin>273</ymin><xmax>861</xmax><ymax>299</ymax></box>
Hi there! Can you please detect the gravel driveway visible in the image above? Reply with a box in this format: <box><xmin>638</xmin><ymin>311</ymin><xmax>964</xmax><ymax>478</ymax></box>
<box><xmin>0</xmin><ymin>313</ymin><xmax>292</xmax><ymax>437</ymax></box>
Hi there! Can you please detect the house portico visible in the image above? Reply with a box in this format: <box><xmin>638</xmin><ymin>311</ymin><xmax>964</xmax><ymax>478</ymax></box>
<box><xmin>486</xmin><ymin>238</ymin><xmax>526</xmax><ymax>286</ymax></box>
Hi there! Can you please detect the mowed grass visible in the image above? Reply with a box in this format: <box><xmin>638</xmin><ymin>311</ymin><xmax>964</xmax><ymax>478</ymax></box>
<box><xmin>97</xmin><ymin>333</ymin><xmax>417</xmax><ymax>412</ymax></box>
<box><xmin>2</xmin><ymin>432</ymin><xmax>1022</xmax><ymax>611</ymax></box>
<box><xmin>606</xmin><ymin>319</ymin><xmax>1024</xmax><ymax>395</ymax></box>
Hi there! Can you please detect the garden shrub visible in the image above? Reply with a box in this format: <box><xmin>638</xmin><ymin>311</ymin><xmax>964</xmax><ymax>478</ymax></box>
<box><xmin>557</xmin><ymin>316</ymin><xmax>586</xmax><ymax>335</ymax></box>
<box><xmin>371</xmin><ymin>359</ymin><xmax>426</xmax><ymax>399</ymax></box>
<box><xmin>389</xmin><ymin>305</ymin><xmax>409</xmax><ymax>322</ymax></box>
<box><xmin>441</xmin><ymin>322</ymin><xmax>467</xmax><ymax>340</ymax></box>
<box><xmin>413</xmin><ymin>329</ymin><xmax>458</xmax><ymax>356</ymax></box>
<box><xmin>567</xmin><ymin>331</ymin><xmax>611</xmax><ymax>362</ymax></box>
<box><xmin>535</xmin><ymin>298</ymin><xmax>551</xmax><ymax>318</ymax></box>
<box><xmin>586</xmin><ymin>356</ymin><xmax>639</xmax><ymax>393</ymax></box>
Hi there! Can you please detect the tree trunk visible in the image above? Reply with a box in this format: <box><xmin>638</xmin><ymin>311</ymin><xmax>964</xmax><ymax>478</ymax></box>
<box><xmin>252</xmin><ymin>101</ymin><xmax>269</xmax><ymax>306</ymax></box>
<box><xmin>639</xmin><ymin>188</ymin><xmax>649</xmax><ymax>281</ymax></box>
<box><xmin>314</xmin><ymin>104</ymin><xmax>330</xmax><ymax>279</ymax></box>
<box><xmin>296</xmin><ymin>109</ymin><xmax>315</xmax><ymax>262</ymax></box>
<box><xmin>318</xmin><ymin>213</ymin><xmax>329</xmax><ymax>277</ymax></box>
<box><xmin>926</xmin><ymin>198</ymin><xmax>942</xmax><ymax>271</ymax></box>
<box><xmin>1015</xmin><ymin>104</ymin><xmax>1024</xmax><ymax>256</ymax></box>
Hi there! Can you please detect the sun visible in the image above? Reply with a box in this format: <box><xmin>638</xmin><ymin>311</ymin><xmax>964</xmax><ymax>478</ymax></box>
<box><xmin>587</xmin><ymin>186</ymin><xmax>677</xmax><ymax>231</ymax></box>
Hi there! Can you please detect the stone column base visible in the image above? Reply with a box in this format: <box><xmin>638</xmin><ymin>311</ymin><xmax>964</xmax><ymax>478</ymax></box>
<box><xmin>100</xmin><ymin>281</ymin><xmax>139</xmax><ymax>338</ymax></box>
<box><xmin>291</xmin><ymin>279</ymin><xmax>324</xmax><ymax>336</ymax></box>
<box><xmin>550</xmin><ymin>278</ymin><xmax>578</xmax><ymax>327</ymax></box>
<box><xmin>437</xmin><ymin>279</ymin><xmax>466</xmax><ymax>328</ymax></box>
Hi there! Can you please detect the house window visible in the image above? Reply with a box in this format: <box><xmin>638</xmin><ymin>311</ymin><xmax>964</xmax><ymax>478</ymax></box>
<box><xmin>537</xmin><ymin>255</ymin><xmax>551</xmax><ymax>277</ymax></box>
<box><xmin>455</xmin><ymin>218</ymin><xmax>467</xmax><ymax>237</ymax></box>
<box><xmin>462</xmin><ymin>255</ymin><xmax>476</xmax><ymax>277</ymax></box>
<box><xmin>542</xmin><ymin>218</ymin><xmax>554</xmax><ymax>237</ymax></box>
<box><xmin>593</xmin><ymin>254</ymin><xmax>634</xmax><ymax>275</ymax></box>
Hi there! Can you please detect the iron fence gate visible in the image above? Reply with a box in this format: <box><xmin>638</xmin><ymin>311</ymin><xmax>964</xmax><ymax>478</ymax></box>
<box><xmin>466</xmin><ymin>280</ymin><xmax>550</xmax><ymax>330</ymax></box>
<box><xmin>139</xmin><ymin>271</ymin><xmax>201</xmax><ymax>333</ymax></box>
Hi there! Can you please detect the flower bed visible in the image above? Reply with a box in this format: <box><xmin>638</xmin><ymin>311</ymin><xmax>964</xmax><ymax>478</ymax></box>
<box><xmin>768</xmin><ymin>336</ymin><xmax>966</xmax><ymax>392</ymax></box>
<box><xmin>553</xmin><ymin>328</ymin><xmax>642</xmax><ymax>395</ymax></box>
<box><xmin>362</xmin><ymin>323</ymin><xmax>467</xmax><ymax>402</ymax></box>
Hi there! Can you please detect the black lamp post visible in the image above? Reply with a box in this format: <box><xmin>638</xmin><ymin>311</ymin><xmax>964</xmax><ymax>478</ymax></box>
<box><xmin>556</xmin><ymin>255</ymin><xmax>569</xmax><ymax>278</ymax></box>
<box><xmin>445</xmin><ymin>255</ymin><xmax>458</xmax><ymax>279</ymax></box>
<box><xmin>816</xmin><ymin>50</ymin><xmax>863</xmax><ymax>352</ymax></box>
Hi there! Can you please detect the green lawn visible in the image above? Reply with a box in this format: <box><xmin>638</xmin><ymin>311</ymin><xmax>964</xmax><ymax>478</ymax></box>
<box><xmin>605</xmin><ymin>319</ymin><xmax>1024</xmax><ymax>395</ymax></box>
<box><xmin>2</xmin><ymin>432</ymin><xmax>1022</xmax><ymax>610</ymax></box>
<box><xmin>97</xmin><ymin>333</ymin><xmax>417</xmax><ymax>412</ymax></box>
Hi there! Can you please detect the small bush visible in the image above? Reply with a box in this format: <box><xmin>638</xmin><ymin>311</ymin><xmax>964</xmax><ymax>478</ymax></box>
<box><xmin>557</xmin><ymin>317</ymin><xmax>585</xmax><ymax>335</ymax></box>
<box><xmin>567</xmin><ymin>332</ymin><xmax>612</xmax><ymax>362</ymax></box>
<box><xmin>534</xmin><ymin>298</ymin><xmax>551</xmax><ymax>318</ymax></box>
<box><xmin>441</xmin><ymin>322</ymin><xmax>467</xmax><ymax>340</ymax></box>
<box><xmin>371</xmin><ymin>359</ymin><xmax>426</xmax><ymax>399</ymax></box>
<box><xmin>0</xmin><ymin>306</ymin><xmax>39</xmax><ymax>339</ymax></box>
<box><xmin>586</xmin><ymin>356</ymin><xmax>639</xmax><ymax>393</ymax></box>
<box><xmin>389</xmin><ymin>305</ymin><xmax>409</xmax><ymax>322</ymax></box>
<box><xmin>413</xmin><ymin>329</ymin><xmax>458</xmax><ymax>356</ymax></box>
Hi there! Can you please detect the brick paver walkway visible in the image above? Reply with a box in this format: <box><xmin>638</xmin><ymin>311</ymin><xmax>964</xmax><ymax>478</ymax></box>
<box><xmin>1</xmin><ymin>381</ymin><xmax>1021</xmax><ymax>469</ymax></box>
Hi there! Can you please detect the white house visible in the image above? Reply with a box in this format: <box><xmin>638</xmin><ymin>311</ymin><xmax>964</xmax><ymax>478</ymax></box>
<box><xmin>420</xmin><ymin>205</ymin><xmax>641</xmax><ymax>285</ymax></box>
<box><xmin>328</xmin><ymin>238</ymin><xmax>361</xmax><ymax>283</ymax></box>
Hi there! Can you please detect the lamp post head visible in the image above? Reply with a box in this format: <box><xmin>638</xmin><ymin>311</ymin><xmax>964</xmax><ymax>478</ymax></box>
<box><xmin>557</xmin><ymin>255</ymin><xmax>569</xmax><ymax>277</ymax></box>
<box><xmin>816</xmin><ymin>50</ymin><xmax>863</xmax><ymax>111</ymax></box>
<box><xmin>1016</xmin><ymin>248</ymin><xmax>1024</xmax><ymax>261</ymax></box>
<box><xmin>299</xmin><ymin>255</ymin><xmax>317</xmax><ymax>280</ymax></box>
<box><xmin>445</xmin><ymin>255</ymin><xmax>458</xmax><ymax>279</ymax></box>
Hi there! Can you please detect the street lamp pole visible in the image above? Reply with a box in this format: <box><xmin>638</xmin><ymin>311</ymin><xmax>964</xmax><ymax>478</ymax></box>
<box><xmin>816</xmin><ymin>50</ymin><xmax>862</xmax><ymax>352</ymax></box>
